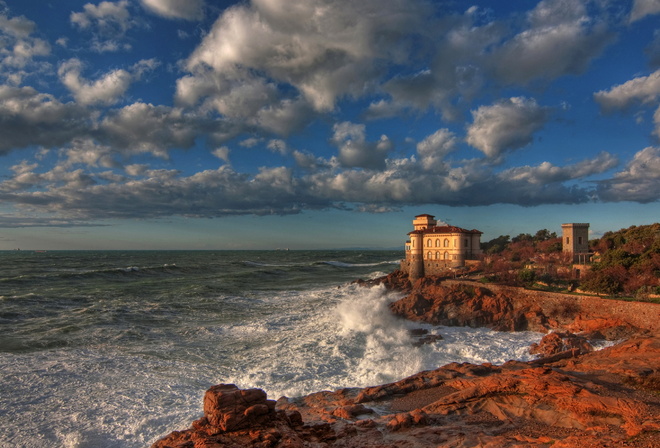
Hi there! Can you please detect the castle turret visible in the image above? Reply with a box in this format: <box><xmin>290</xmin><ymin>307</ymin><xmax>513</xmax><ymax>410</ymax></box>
<box><xmin>562</xmin><ymin>223</ymin><xmax>590</xmax><ymax>263</ymax></box>
<box><xmin>408</xmin><ymin>230</ymin><xmax>425</xmax><ymax>281</ymax></box>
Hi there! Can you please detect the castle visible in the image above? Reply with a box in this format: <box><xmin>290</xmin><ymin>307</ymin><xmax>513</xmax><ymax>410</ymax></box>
<box><xmin>400</xmin><ymin>215</ymin><xmax>592</xmax><ymax>281</ymax></box>
<box><xmin>400</xmin><ymin>214</ymin><xmax>483</xmax><ymax>280</ymax></box>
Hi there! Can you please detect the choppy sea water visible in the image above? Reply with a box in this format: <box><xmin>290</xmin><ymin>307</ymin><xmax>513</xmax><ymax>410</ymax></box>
<box><xmin>0</xmin><ymin>250</ymin><xmax>543</xmax><ymax>448</ymax></box>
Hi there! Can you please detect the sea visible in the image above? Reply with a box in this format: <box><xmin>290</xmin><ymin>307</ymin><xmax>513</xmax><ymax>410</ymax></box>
<box><xmin>0</xmin><ymin>250</ymin><xmax>544</xmax><ymax>448</ymax></box>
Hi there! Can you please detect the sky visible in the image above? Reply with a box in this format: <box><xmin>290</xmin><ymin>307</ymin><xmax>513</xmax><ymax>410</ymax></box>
<box><xmin>0</xmin><ymin>0</ymin><xmax>659</xmax><ymax>250</ymax></box>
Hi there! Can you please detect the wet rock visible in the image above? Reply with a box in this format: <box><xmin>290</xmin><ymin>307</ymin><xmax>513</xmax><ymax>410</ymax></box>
<box><xmin>529</xmin><ymin>331</ymin><xmax>593</xmax><ymax>357</ymax></box>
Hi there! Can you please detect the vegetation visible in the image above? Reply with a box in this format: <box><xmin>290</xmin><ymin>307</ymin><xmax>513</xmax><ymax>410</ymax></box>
<box><xmin>481</xmin><ymin>229</ymin><xmax>567</xmax><ymax>288</ymax></box>
<box><xmin>581</xmin><ymin>224</ymin><xmax>660</xmax><ymax>298</ymax></box>
<box><xmin>480</xmin><ymin>224</ymin><xmax>660</xmax><ymax>300</ymax></box>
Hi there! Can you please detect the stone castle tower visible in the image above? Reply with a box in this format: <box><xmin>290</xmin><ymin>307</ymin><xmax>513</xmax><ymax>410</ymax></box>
<box><xmin>561</xmin><ymin>223</ymin><xmax>590</xmax><ymax>263</ymax></box>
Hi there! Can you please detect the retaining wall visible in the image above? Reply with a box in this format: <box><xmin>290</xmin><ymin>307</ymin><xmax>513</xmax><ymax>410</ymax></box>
<box><xmin>443</xmin><ymin>280</ymin><xmax>660</xmax><ymax>333</ymax></box>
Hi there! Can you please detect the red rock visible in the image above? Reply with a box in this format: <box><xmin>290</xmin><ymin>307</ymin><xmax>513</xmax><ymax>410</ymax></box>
<box><xmin>202</xmin><ymin>384</ymin><xmax>277</xmax><ymax>432</ymax></box>
<box><xmin>530</xmin><ymin>331</ymin><xmax>593</xmax><ymax>357</ymax></box>
<box><xmin>153</xmin><ymin>274</ymin><xmax>660</xmax><ymax>448</ymax></box>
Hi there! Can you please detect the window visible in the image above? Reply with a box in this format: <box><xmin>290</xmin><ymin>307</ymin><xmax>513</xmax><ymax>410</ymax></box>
<box><xmin>444</xmin><ymin>238</ymin><xmax>449</xmax><ymax>247</ymax></box>
<box><xmin>435</xmin><ymin>251</ymin><xmax>439</xmax><ymax>259</ymax></box>
<box><xmin>578</xmin><ymin>236</ymin><xmax>583</xmax><ymax>245</ymax></box>
<box><xmin>566</xmin><ymin>237</ymin><xmax>570</xmax><ymax>244</ymax></box>
<box><xmin>453</xmin><ymin>239</ymin><xmax>457</xmax><ymax>247</ymax></box>
<box><xmin>435</xmin><ymin>239</ymin><xmax>441</xmax><ymax>247</ymax></box>
<box><xmin>427</xmin><ymin>251</ymin><xmax>432</xmax><ymax>259</ymax></box>
<box><xmin>444</xmin><ymin>252</ymin><xmax>448</xmax><ymax>260</ymax></box>
<box><xmin>465</xmin><ymin>239</ymin><xmax>469</xmax><ymax>247</ymax></box>
<box><xmin>427</xmin><ymin>239</ymin><xmax>432</xmax><ymax>247</ymax></box>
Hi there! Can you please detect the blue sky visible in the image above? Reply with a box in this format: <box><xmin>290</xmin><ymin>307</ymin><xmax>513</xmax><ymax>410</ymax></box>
<box><xmin>0</xmin><ymin>0</ymin><xmax>659</xmax><ymax>250</ymax></box>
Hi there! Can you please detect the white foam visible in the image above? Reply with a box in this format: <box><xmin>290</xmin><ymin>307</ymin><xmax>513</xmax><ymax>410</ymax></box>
<box><xmin>1</xmin><ymin>283</ymin><xmax>546</xmax><ymax>448</ymax></box>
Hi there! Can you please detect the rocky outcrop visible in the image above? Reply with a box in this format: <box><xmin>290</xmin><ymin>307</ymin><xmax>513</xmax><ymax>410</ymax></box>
<box><xmin>387</xmin><ymin>272</ymin><xmax>656</xmax><ymax>336</ymax></box>
<box><xmin>153</xmin><ymin>336</ymin><xmax>660</xmax><ymax>447</ymax></box>
<box><xmin>529</xmin><ymin>331</ymin><xmax>594</xmax><ymax>357</ymax></box>
<box><xmin>389</xmin><ymin>277</ymin><xmax>551</xmax><ymax>332</ymax></box>
<box><xmin>153</xmin><ymin>271</ymin><xmax>660</xmax><ymax>447</ymax></box>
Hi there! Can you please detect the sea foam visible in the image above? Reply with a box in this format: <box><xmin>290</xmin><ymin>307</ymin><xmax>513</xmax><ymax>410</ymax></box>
<box><xmin>1</xmin><ymin>282</ymin><xmax>543</xmax><ymax>448</ymax></box>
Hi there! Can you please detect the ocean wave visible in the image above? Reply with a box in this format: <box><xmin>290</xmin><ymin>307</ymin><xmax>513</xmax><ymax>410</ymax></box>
<box><xmin>319</xmin><ymin>260</ymin><xmax>400</xmax><ymax>268</ymax></box>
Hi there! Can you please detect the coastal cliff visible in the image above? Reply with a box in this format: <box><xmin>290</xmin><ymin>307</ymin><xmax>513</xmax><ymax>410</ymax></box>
<box><xmin>153</xmin><ymin>271</ymin><xmax>660</xmax><ymax>447</ymax></box>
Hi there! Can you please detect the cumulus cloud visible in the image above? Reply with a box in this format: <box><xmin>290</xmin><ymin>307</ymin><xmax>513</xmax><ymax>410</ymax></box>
<box><xmin>466</xmin><ymin>97</ymin><xmax>550</xmax><ymax>160</ymax></box>
<box><xmin>212</xmin><ymin>146</ymin><xmax>230</xmax><ymax>163</ymax></box>
<box><xmin>70</xmin><ymin>0</ymin><xmax>136</xmax><ymax>52</ymax></box>
<box><xmin>58</xmin><ymin>59</ymin><xmax>131</xmax><ymax>106</ymax></box>
<box><xmin>0</xmin><ymin>9</ymin><xmax>50</xmax><ymax>83</ymax></box>
<box><xmin>500</xmin><ymin>152</ymin><xmax>618</xmax><ymax>185</ymax></box>
<box><xmin>416</xmin><ymin>129</ymin><xmax>457</xmax><ymax>172</ymax></box>
<box><xmin>492</xmin><ymin>0</ymin><xmax>613</xmax><ymax>85</ymax></box>
<box><xmin>140</xmin><ymin>0</ymin><xmax>204</xmax><ymax>21</ymax></box>
<box><xmin>629</xmin><ymin>0</ymin><xmax>660</xmax><ymax>23</ymax></box>
<box><xmin>99</xmin><ymin>102</ymin><xmax>213</xmax><ymax>156</ymax></box>
<box><xmin>0</xmin><ymin>12</ymin><xmax>35</xmax><ymax>37</ymax></box>
<box><xmin>597</xmin><ymin>147</ymin><xmax>660</xmax><ymax>202</ymax></box>
<box><xmin>176</xmin><ymin>0</ymin><xmax>429</xmax><ymax>136</ymax></box>
<box><xmin>59</xmin><ymin>138</ymin><xmax>120</xmax><ymax>169</ymax></box>
<box><xmin>331</xmin><ymin>122</ymin><xmax>392</xmax><ymax>170</ymax></box>
<box><xmin>0</xmin><ymin>86</ymin><xmax>90</xmax><ymax>154</ymax></box>
<box><xmin>58</xmin><ymin>58</ymin><xmax>159</xmax><ymax>106</ymax></box>
<box><xmin>0</xmin><ymin>143</ymin><xmax>640</xmax><ymax>226</ymax></box>
<box><xmin>594</xmin><ymin>69</ymin><xmax>660</xmax><ymax>112</ymax></box>
<box><xmin>267</xmin><ymin>139</ymin><xmax>289</xmax><ymax>156</ymax></box>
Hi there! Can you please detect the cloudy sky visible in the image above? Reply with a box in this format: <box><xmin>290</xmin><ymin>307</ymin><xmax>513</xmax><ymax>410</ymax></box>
<box><xmin>1</xmin><ymin>0</ymin><xmax>659</xmax><ymax>250</ymax></box>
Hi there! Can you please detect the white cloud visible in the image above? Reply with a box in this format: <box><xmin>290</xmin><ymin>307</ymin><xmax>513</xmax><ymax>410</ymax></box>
<box><xmin>60</xmin><ymin>138</ymin><xmax>119</xmax><ymax>169</ymax></box>
<box><xmin>58</xmin><ymin>58</ymin><xmax>159</xmax><ymax>106</ymax></box>
<box><xmin>0</xmin><ymin>12</ymin><xmax>35</xmax><ymax>37</ymax></box>
<box><xmin>0</xmin><ymin>10</ymin><xmax>50</xmax><ymax>83</ymax></box>
<box><xmin>178</xmin><ymin>0</ymin><xmax>429</xmax><ymax>126</ymax></box>
<box><xmin>140</xmin><ymin>0</ymin><xmax>204</xmax><ymax>21</ymax></box>
<box><xmin>629</xmin><ymin>0</ymin><xmax>660</xmax><ymax>23</ymax></box>
<box><xmin>331</xmin><ymin>122</ymin><xmax>392</xmax><ymax>170</ymax></box>
<box><xmin>99</xmin><ymin>102</ymin><xmax>212</xmax><ymax>156</ymax></box>
<box><xmin>466</xmin><ymin>97</ymin><xmax>550</xmax><ymax>160</ymax></box>
<box><xmin>500</xmin><ymin>152</ymin><xmax>618</xmax><ymax>185</ymax></box>
<box><xmin>416</xmin><ymin>129</ymin><xmax>457</xmax><ymax>172</ymax></box>
<box><xmin>212</xmin><ymin>146</ymin><xmax>230</xmax><ymax>163</ymax></box>
<box><xmin>597</xmin><ymin>147</ymin><xmax>660</xmax><ymax>202</ymax></box>
<box><xmin>594</xmin><ymin>69</ymin><xmax>660</xmax><ymax>112</ymax></box>
<box><xmin>0</xmin><ymin>85</ymin><xmax>90</xmax><ymax>154</ymax></box>
<box><xmin>71</xmin><ymin>0</ymin><xmax>131</xmax><ymax>30</ymax></box>
<box><xmin>58</xmin><ymin>59</ymin><xmax>133</xmax><ymax>106</ymax></box>
<box><xmin>70</xmin><ymin>0</ymin><xmax>136</xmax><ymax>52</ymax></box>
<box><xmin>492</xmin><ymin>0</ymin><xmax>613</xmax><ymax>85</ymax></box>
<box><xmin>267</xmin><ymin>139</ymin><xmax>289</xmax><ymax>156</ymax></box>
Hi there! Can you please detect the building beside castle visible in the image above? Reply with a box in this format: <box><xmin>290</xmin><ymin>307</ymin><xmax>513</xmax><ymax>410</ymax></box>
<box><xmin>401</xmin><ymin>214</ymin><xmax>483</xmax><ymax>280</ymax></box>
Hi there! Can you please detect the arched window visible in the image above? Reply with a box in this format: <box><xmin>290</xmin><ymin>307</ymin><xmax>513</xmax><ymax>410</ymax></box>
<box><xmin>427</xmin><ymin>239</ymin><xmax>432</xmax><ymax>248</ymax></box>
<box><xmin>454</xmin><ymin>239</ymin><xmax>457</xmax><ymax>247</ymax></box>
<box><xmin>443</xmin><ymin>252</ymin><xmax>449</xmax><ymax>260</ymax></box>
<box><xmin>435</xmin><ymin>251</ymin><xmax>440</xmax><ymax>259</ymax></box>
<box><xmin>444</xmin><ymin>238</ymin><xmax>449</xmax><ymax>247</ymax></box>
<box><xmin>427</xmin><ymin>251</ymin><xmax>432</xmax><ymax>259</ymax></box>
<box><xmin>435</xmin><ymin>239</ymin><xmax>441</xmax><ymax>247</ymax></box>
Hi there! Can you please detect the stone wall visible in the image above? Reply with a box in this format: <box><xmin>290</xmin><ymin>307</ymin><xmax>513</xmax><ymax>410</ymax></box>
<box><xmin>443</xmin><ymin>280</ymin><xmax>660</xmax><ymax>333</ymax></box>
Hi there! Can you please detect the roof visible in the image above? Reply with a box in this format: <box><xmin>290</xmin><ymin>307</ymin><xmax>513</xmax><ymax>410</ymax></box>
<box><xmin>414</xmin><ymin>214</ymin><xmax>436</xmax><ymax>219</ymax></box>
<box><xmin>408</xmin><ymin>225</ymin><xmax>482</xmax><ymax>236</ymax></box>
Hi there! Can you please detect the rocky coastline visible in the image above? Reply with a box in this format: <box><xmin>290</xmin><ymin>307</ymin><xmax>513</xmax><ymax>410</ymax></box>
<box><xmin>153</xmin><ymin>271</ymin><xmax>660</xmax><ymax>447</ymax></box>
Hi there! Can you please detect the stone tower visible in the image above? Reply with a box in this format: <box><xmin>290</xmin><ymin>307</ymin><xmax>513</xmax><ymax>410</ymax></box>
<box><xmin>561</xmin><ymin>223</ymin><xmax>590</xmax><ymax>263</ymax></box>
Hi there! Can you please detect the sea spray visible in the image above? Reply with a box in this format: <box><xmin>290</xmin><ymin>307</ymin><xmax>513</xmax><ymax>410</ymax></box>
<box><xmin>0</xmin><ymin>250</ymin><xmax>544</xmax><ymax>448</ymax></box>
<box><xmin>336</xmin><ymin>284</ymin><xmax>424</xmax><ymax>386</ymax></box>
